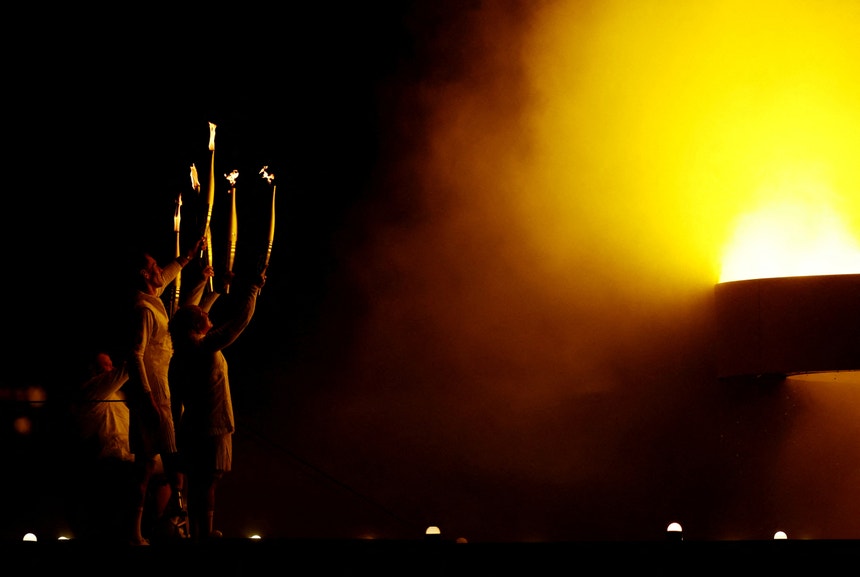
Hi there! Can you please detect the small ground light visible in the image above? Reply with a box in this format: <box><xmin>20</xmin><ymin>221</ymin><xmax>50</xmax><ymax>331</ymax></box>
<box><xmin>22</xmin><ymin>533</ymin><xmax>37</xmax><ymax>542</ymax></box>
<box><xmin>666</xmin><ymin>522</ymin><xmax>683</xmax><ymax>541</ymax></box>
<box><xmin>425</xmin><ymin>526</ymin><xmax>441</xmax><ymax>541</ymax></box>
<box><xmin>774</xmin><ymin>531</ymin><xmax>788</xmax><ymax>539</ymax></box>
<box><xmin>249</xmin><ymin>535</ymin><xmax>262</xmax><ymax>540</ymax></box>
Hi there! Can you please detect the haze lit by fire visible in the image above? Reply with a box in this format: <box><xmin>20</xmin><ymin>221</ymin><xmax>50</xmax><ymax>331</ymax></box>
<box><xmin>330</xmin><ymin>0</ymin><xmax>860</xmax><ymax>449</ymax></box>
<box><xmin>264</xmin><ymin>0</ymin><xmax>860</xmax><ymax>541</ymax></box>
<box><xmin>516</xmin><ymin>0</ymin><xmax>860</xmax><ymax>285</ymax></box>
<box><xmin>345</xmin><ymin>0</ymin><xmax>860</xmax><ymax>399</ymax></box>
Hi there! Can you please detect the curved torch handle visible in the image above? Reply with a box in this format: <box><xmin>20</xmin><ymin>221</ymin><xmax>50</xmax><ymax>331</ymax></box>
<box><xmin>260</xmin><ymin>166</ymin><xmax>276</xmax><ymax>270</ymax></box>
<box><xmin>172</xmin><ymin>192</ymin><xmax>183</xmax><ymax>316</ymax></box>
<box><xmin>224</xmin><ymin>169</ymin><xmax>239</xmax><ymax>294</ymax></box>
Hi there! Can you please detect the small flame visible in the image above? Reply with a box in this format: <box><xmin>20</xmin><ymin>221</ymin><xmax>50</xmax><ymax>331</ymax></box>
<box><xmin>260</xmin><ymin>165</ymin><xmax>275</xmax><ymax>184</ymax></box>
<box><xmin>225</xmin><ymin>169</ymin><xmax>239</xmax><ymax>187</ymax></box>
<box><xmin>208</xmin><ymin>122</ymin><xmax>217</xmax><ymax>151</ymax></box>
<box><xmin>190</xmin><ymin>164</ymin><xmax>200</xmax><ymax>192</ymax></box>
<box><xmin>174</xmin><ymin>193</ymin><xmax>182</xmax><ymax>232</ymax></box>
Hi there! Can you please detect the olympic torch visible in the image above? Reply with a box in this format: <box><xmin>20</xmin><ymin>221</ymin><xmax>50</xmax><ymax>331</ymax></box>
<box><xmin>224</xmin><ymin>169</ymin><xmax>239</xmax><ymax>293</ymax></box>
<box><xmin>171</xmin><ymin>192</ymin><xmax>183</xmax><ymax>317</ymax></box>
<box><xmin>260</xmin><ymin>166</ymin><xmax>276</xmax><ymax>273</ymax></box>
<box><xmin>203</xmin><ymin>122</ymin><xmax>216</xmax><ymax>291</ymax></box>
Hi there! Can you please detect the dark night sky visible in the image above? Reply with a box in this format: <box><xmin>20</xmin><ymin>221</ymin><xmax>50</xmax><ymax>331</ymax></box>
<box><xmin>11</xmin><ymin>3</ymin><xmax>420</xmax><ymax>370</ymax></box>
<box><xmin>8</xmin><ymin>1</ymin><xmax>860</xmax><ymax>545</ymax></box>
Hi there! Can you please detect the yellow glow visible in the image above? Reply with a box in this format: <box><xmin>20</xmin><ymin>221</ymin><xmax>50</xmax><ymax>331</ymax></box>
<box><xmin>518</xmin><ymin>0</ymin><xmax>860</xmax><ymax>287</ymax></box>
<box><xmin>720</xmin><ymin>198</ymin><xmax>860</xmax><ymax>282</ymax></box>
<box><xmin>344</xmin><ymin>0</ymin><xmax>860</xmax><ymax>413</ymax></box>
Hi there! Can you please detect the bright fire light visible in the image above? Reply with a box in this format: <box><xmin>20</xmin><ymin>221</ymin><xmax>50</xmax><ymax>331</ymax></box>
<box><xmin>720</xmin><ymin>197</ymin><xmax>860</xmax><ymax>283</ymax></box>
<box><xmin>516</xmin><ymin>0</ymin><xmax>860</xmax><ymax>289</ymax></box>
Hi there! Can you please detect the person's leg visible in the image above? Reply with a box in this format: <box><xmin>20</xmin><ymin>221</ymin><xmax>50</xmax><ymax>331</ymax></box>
<box><xmin>161</xmin><ymin>452</ymin><xmax>187</xmax><ymax>513</ymax></box>
<box><xmin>204</xmin><ymin>434</ymin><xmax>231</xmax><ymax>538</ymax></box>
<box><xmin>129</xmin><ymin>456</ymin><xmax>155</xmax><ymax>545</ymax></box>
<box><xmin>187</xmin><ymin>470</ymin><xmax>204</xmax><ymax>539</ymax></box>
<box><xmin>204</xmin><ymin>471</ymin><xmax>222</xmax><ymax>537</ymax></box>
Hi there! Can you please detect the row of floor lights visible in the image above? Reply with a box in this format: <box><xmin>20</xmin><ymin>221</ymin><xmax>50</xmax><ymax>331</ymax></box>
<box><xmin>666</xmin><ymin>523</ymin><xmax>789</xmax><ymax>540</ymax></box>
<box><xmin>425</xmin><ymin>526</ymin><xmax>469</xmax><ymax>543</ymax></box>
<box><xmin>23</xmin><ymin>526</ymin><xmax>793</xmax><ymax>542</ymax></box>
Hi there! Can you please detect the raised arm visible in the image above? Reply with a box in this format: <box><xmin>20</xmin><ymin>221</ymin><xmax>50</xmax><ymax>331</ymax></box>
<box><xmin>182</xmin><ymin>264</ymin><xmax>216</xmax><ymax>308</ymax></box>
<box><xmin>201</xmin><ymin>273</ymin><xmax>264</xmax><ymax>352</ymax></box>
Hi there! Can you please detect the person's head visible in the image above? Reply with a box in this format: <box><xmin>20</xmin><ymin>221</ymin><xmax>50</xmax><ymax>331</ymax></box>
<box><xmin>88</xmin><ymin>352</ymin><xmax>114</xmax><ymax>377</ymax></box>
<box><xmin>137</xmin><ymin>253</ymin><xmax>165</xmax><ymax>293</ymax></box>
<box><xmin>169</xmin><ymin>305</ymin><xmax>212</xmax><ymax>342</ymax></box>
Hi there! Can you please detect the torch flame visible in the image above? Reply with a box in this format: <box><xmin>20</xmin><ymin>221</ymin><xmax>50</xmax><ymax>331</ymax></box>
<box><xmin>260</xmin><ymin>165</ymin><xmax>275</xmax><ymax>184</ymax></box>
<box><xmin>190</xmin><ymin>164</ymin><xmax>200</xmax><ymax>192</ymax></box>
<box><xmin>208</xmin><ymin>122</ymin><xmax>217</xmax><ymax>151</ymax></box>
<box><xmin>173</xmin><ymin>193</ymin><xmax>182</xmax><ymax>233</ymax></box>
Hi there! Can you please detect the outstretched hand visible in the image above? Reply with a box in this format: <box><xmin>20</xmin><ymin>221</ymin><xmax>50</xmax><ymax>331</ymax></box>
<box><xmin>193</xmin><ymin>235</ymin><xmax>207</xmax><ymax>255</ymax></box>
<box><xmin>183</xmin><ymin>235</ymin><xmax>208</xmax><ymax>262</ymax></box>
<box><xmin>218</xmin><ymin>270</ymin><xmax>236</xmax><ymax>293</ymax></box>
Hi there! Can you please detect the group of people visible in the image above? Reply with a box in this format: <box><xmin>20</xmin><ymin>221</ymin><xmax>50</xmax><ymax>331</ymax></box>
<box><xmin>68</xmin><ymin>234</ymin><xmax>266</xmax><ymax>544</ymax></box>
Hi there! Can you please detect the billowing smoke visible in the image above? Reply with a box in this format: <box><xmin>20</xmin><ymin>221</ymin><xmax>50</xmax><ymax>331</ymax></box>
<box><xmin>248</xmin><ymin>0</ymin><xmax>860</xmax><ymax>542</ymax></box>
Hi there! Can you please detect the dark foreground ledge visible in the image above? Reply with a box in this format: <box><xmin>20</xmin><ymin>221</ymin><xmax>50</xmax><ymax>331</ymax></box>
<box><xmin>4</xmin><ymin>538</ymin><xmax>859</xmax><ymax>575</ymax></box>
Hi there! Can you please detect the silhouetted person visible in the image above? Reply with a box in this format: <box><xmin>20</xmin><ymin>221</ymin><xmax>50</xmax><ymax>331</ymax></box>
<box><xmin>168</xmin><ymin>268</ymin><xmax>265</xmax><ymax>539</ymax></box>
<box><xmin>67</xmin><ymin>351</ymin><xmax>132</xmax><ymax>540</ymax></box>
<box><xmin>123</xmin><ymin>236</ymin><xmax>205</xmax><ymax>545</ymax></box>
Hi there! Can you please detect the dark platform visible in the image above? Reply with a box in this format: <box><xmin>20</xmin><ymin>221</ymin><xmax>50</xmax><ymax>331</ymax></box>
<box><xmin>4</xmin><ymin>538</ymin><xmax>859</xmax><ymax>575</ymax></box>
